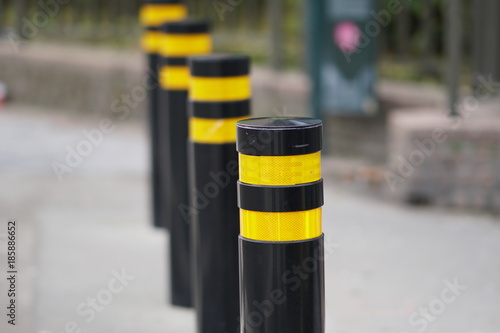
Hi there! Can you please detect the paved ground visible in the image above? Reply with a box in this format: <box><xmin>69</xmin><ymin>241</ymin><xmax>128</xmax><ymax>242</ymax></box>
<box><xmin>0</xmin><ymin>104</ymin><xmax>499</xmax><ymax>333</ymax></box>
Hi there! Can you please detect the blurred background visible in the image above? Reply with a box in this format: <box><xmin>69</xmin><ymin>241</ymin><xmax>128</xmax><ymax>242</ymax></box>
<box><xmin>0</xmin><ymin>0</ymin><xmax>499</xmax><ymax>332</ymax></box>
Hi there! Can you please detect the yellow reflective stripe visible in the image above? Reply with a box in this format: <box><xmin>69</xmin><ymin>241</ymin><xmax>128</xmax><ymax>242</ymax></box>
<box><xmin>159</xmin><ymin>66</ymin><xmax>189</xmax><ymax>90</ymax></box>
<box><xmin>239</xmin><ymin>152</ymin><xmax>321</xmax><ymax>186</ymax></box>
<box><xmin>190</xmin><ymin>76</ymin><xmax>251</xmax><ymax>102</ymax></box>
<box><xmin>141</xmin><ymin>30</ymin><xmax>161</xmax><ymax>53</ymax></box>
<box><xmin>240</xmin><ymin>208</ymin><xmax>322</xmax><ymax>241</ymax></box>
<box><xmin>190</xmin><ymin>116</ymin><xmax>249</xmax><ymax>144</ymax></box>
<box><xmin>159</xmin><ymin>33</ymin><xmax>212</xmax><ymax>57</ymax></box>
<box><xmin>139</xmin><ymin>4</ymin><xmax>187</xmax><ymax>27</ymax></box>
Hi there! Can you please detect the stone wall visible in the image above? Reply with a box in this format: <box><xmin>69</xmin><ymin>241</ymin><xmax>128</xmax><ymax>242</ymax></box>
<box><xmin>388</xmin><ymin>103</ymin><xmax>500</xmax><ymax>212</ymax></box>
<box><xmin>0</xmin><ymin>42</ymin><xmax>147</xmax><ymax>119</ymax></box>
<box><xmin>0</xmin><ymin>41</ymin><xmax>450</xmax><ymax>165</ymax></box>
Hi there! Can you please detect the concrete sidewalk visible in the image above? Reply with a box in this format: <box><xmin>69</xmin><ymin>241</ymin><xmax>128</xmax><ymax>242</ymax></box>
<box><xmin>0</xmin><ymin>104</ymin><xmax>499</xmax><ymax>333</ymax></box>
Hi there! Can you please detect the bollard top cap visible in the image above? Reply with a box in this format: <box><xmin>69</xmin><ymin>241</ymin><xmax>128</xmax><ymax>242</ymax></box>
<box><xmin>237</xmin><ymin>117</ymin><xmax>322</xmax><ymax>130</ymax></box>
<box><xmin>237</xmin><ymin>117</ymin><xmax>323</xmax><ymax>156</ymax></box>
<box><xmin>160</xmin><ymin>19</ymin><xmax>210</xmax><ymax>34</ymax></box>
<box><xmin>190</xmin><ymin>54</ymin><xmax>250</xmax><ymax>77</ymax></box>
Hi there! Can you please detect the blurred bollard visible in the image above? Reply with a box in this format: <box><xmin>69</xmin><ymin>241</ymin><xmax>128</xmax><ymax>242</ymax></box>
<box><xmin>188</xmin><ymin>55</ymin><xmax>251</xmax><ymax>333</ymax></box>
<box><xmin>159</xmin><ymin>19</ymin><xmax>212</xmax><ymax>307</ymax></box>
<box><xmin>139</xmin><ymin>0</ymin><xmax>187</xmax><ymax>229</ymax></box>
<box><xmin>237</xmin><ymin>118</ymin><xmax>325</xmax><ymax>333</ymax></box>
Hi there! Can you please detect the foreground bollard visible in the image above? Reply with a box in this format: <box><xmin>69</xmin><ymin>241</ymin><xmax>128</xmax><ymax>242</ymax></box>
<box><xmin>139</xmin><ymin>0</ymin><xmax>187</xmax><ymax>229</ymax></box>
<box><xmin>189</xmin><ymin>55</ymin><xmax>251</xmax><ymax>333</ymax></box>
<box><xmin>237</xmin><ymin>118</ymin><xmax>325</xmax><ymax>333</ymax></box>
<box><xmin>159</xmin><ymin>20</ymin><xmax>212</xmax><ymax>307</ymax></box>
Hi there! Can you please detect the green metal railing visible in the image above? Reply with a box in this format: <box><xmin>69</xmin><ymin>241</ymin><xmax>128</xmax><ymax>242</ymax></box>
<box><xmin>0</xmin><ymin>0</ymin><xmax>474</xmax><ymax>76</ymax></box>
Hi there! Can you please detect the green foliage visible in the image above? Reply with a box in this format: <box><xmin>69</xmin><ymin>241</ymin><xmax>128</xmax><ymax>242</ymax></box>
<box><xmin>1</xmin><ymin>0</ymin><xmax>473</xmax><ymax>83</ymax></box>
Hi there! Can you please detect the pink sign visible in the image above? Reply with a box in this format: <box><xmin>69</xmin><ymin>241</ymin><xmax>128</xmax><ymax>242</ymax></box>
<box><xmin>333</xmin><ymin>21</ymin><xmax>361</xmax><ymax>54</ymax></box>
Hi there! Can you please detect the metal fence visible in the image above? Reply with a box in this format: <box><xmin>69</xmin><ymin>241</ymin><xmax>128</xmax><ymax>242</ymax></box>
<box><xmin>0</xmin><ymin>0</ymin><xmax>473</xmax><ymax>76</ymax></box>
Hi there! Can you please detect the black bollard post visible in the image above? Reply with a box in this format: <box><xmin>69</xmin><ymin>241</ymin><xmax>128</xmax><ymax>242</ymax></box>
<box><xmin>188</xmin><ymin>55</ymin><xmax>251</xmax><ymax>333</ymax></box>
<box><xmin>139</xmin><ymin>0</ymin><xmax>187</xmax><ymax>229</ymax></box>
<box><xmin>158</xmin><ymin>19</ymin><xmax>212</xmax><ymax>307</ymax></box>
<box><xmin>236</xmin><ymin>118</ymin><xmax>325</xmax><ymax>333</ymax></box>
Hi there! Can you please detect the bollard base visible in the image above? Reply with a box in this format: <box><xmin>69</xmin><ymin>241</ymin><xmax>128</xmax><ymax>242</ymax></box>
<box><xmin>147</xmin><ymin>52</ymin><xmax>165</xmax><ymax>229</ymax></box>
<box><xmin>165</xmin><ymin>89</ymin><xmax>193</xmax><ymax>308</ymax></box>
<box><xmin>239</xmin><ymin>235</ymin><xmax>325</xmax><ymax>333</ymax></box>
<box><xmin>190</xmin><ymin>142</ymin><xmax>240</xmax><ymax>333</ymax></box>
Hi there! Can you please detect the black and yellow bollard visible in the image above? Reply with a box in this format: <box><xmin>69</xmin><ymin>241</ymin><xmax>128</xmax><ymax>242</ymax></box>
<box><xmin>139</xmin><ymin>0</ymin><xmax>187</xmax><ymax>229</ymax></box>
<box><xmin>188</xmin><ymin>55</ymin><xmax>251</xmax><ymax>333</ymax></box>
<box><xmin>158</xmin><ymin>20</ymin><xmax>212</xmax><ymax>307</ymax></box>
<box><xmin>237</xmin><ymin>118</ymin><xmax>325</xmax><ymax>333</ymax></box>
<box><xmin>158</xmin><ymin>19</ymin><xmax>212</xmax><ymax>231</ymax></box>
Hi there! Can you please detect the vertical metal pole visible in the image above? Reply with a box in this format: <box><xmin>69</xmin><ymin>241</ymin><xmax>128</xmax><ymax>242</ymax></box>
<box><xmin>0</xmin><ymin>0</ymin><xmax>4</xmax><ymax>35</ymax></box>
<box><xmin>123</xmin><ymin>0</ymin><xmax>134</xmax><ymax>33</ymax></box>
<box><xmin>69</xmin><ymin>0</ymin><xmax>82</xmax><ymax>38</ymax></box>
<box><xmin>0</xmin><ymin>0</ymin><xmax>6</xmax><ymax>36</ymax></box>
<box><xmin>421</xmin><ymin>0</ymin><xmax>436</xmax><ymax>75</ymax></box>
<box><xmin>494</xmin><ymin>1</ymin><xmax>500</xmax><ymax>83</ymax></box>
<box><xmin>269</xmin><ymin>0</ymin><xmax>283</xmax><ymax>70</ymax></box>
<box><xmin>246</xmin><ymin>0</ymin><xmax>259</xmax><ymax>30</ymax></box>
<box><xmin>306</xmin><ymin>0</ymin><xmax>323</xmax><ymax>119</ymax></box>
<box><xmin>472</xmin><ymin>0</ymin><xmax>500</xmax><ymax>88</ymax></box>
<box><xmin>495</xmin><ymin>1</ymin><xmax>500</xmax><ymax>83</ymax></box>
<box><xmin>16</xmin><ymin>0</ymin><xmax>27</xmax><ymax>39</ymax></box>
<box><xmin>471</xmin><ymin>0</ymin><xmax>482</xmax><ymax>89</ymax></box>
<box><xmin>111</xmin><ymin>0</ymin><xmax>120</xmax><ymax>39</ymax></box>
<box><xmin>90</xmin><ymin>0</ymin><xmax>100</xmax><ymax>37</ymax></box>
<box><xmin>447</xmin><ymin>0</ymin><xmax>462</xmax><ymax>117</ymax></box>
<box><xmin>472</xmin><ymin>0</ymin><xmax>484</xmax><ymax>89</ymax></box>
<box><xmin>204</xmin><ymin>0</ymin><xmax>210</xmax><ymax>15</ymax></box>
<box><xmin>186</xmin><ymin>0</ymin><xmax>197</xmax><ymax>14</ymax></box>
<box><xmin>396</xmin><ymin>0</ymin><xmax>410</xmax><ymax>60</ymax></box>
<box><xmin>296</xmin><ymin>0</ymin><xmax>306</xmax><ymax>70</ymax></box>
<box><xmin>226</xmin><ymin>0</ymin><xmax>238</xmax><ymax>30</ymax></box>
<box><xmin>481</xmin><ymin>0</ymin><xmax>497</xmax><ymax>78</ymax></box>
